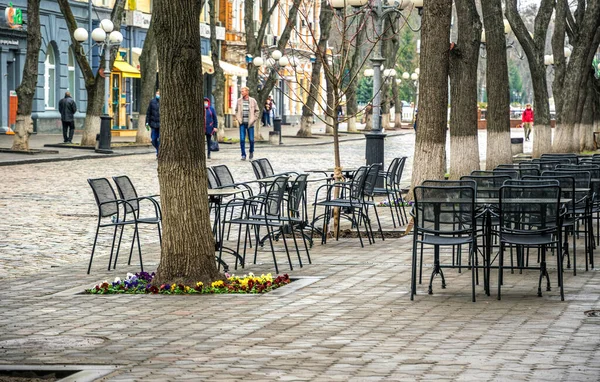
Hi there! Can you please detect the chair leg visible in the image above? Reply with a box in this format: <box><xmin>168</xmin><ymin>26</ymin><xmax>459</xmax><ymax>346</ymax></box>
<box><xmin>266</xmin><ymin>225</ymin><xmax>280</xmax><ymax>274</ymax></box>
<box><xmin>498</xmin><ymin>243</ymin><xmax>504</xmax><ymax>300</ymax></box>
<box><xmin>134</xmin><ymin>224</ymin><xmax>143</xmax><ymax>272</ymax></box>
<box><xmin>127</xmin><ymin>225</ymin><xmax>137</xmax><ymax>266</ymax></box>
<box><xmin>290</xmin><ymin>225</ymin><xmax>303</xmax><ymax>268</ymax></box>
<box><xmin>299</xmin><ymin>225</ymin><xmax>311</xmax><ymax>264</ymax></box>
<box><xmin>113</xmin><ymin>225</ymin><xmax>125</xmax><ymax>270</ymax></box>
<box><xmin>373</xmin><ymin>205</ymin><xmax>385</xmax><ymax>241</ymax></box>
<box><xmin>88</xmin><ymin>223</ymin><xmax>101</xmax><ymax>274</ymax></box>
<box><xmin>107</xmin><ymin>225</ymin><xmax>119</xmax><ymax>271</ymax></box>
<box><xmin>280</xmin><ymin>228</ymin><xmax>294</xmax><ymax>271</ymax></box>
<box><xmin>352</xmin><ymin>208</ymin><xmax>364</xmax><ymax>248</ymax></box>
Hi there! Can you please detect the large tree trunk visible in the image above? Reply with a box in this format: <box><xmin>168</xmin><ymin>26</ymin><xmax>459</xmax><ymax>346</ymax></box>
<box><xmin>297</xmin><ymin>0</ymin><xmax>333</xmax><ymax>137</ymax></box>
<box><xmin>580</xmin><ymin>78</ymin><xmax>596</xmax><ymax>151</ymax></box>
<box><xmin>410</xmin><ymin>0</ymin><xmax>452</xmax><ymax>193</ymax></box>
<box><xmin>553</xmin><ymin>0</ymin><xmax>600</xmax><ymax>153</ymax></box>
<box><xmin>481</xmin><ymin>0</ymin><xmax>511</xmax><ymax>169</ymax></box>
<box><xmin>209</xmin><ymin>0</ymin><xmax>226</xmax><ymax>142</ymax></box>
<box><xmin>153</xmin><ymin>0</ymin><xmax>219</xmax><ymax>285</ymax></box>
<box><xmin>448</xmin><ymin>0</ymin><xmax>481</xmax><ymax>179</ymax></box>
<box><xmin>11</xmin><ymin>0</ymin><xmax>41</xmax><ymax>151</ymax></box>
<box><xmin>136</xmin><ymin>17</ymin><xmax>157</xmax><ymax>144</ymax></box>
<box><xmin>58</xmin><ymin>0</ymin><xmax>127</xmax><ymax>147</ymax></box>
<box><xmin>505</xmin><ymin>0</ymin><xmax>553</xmax><ymax>158</ymax></box>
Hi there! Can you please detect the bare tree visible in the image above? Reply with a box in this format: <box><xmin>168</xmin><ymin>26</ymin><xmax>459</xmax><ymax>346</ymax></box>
<box><xmin>410</xmin><ymin>0</ymin><xmax>453</xmax><ymax>192</ymax></box>
<box><xmin>552</xmin><ymin>0</ymin><xmax>600</xmax><ymax>153</ymax></box>
<box><xmin>505</xmin><ymin>0</ymin><xmax>554</xmax><ymax>158</ymax></box>
<box><xmin>296</xmin><ymin>0</ymin><xmax>333</xmax><ymax>138</ymax></box>
<box><xmin>136</xmin><ymin>18</ymin><xmax>157</xmax><ymax>144</ymax></box>
<box><xmin>152</xmin><ymin>0</ymin><xmax>219</xmax><ymax>284</ymax></box>
<box><xmin>58</xmin><ymin>0</ymin><xmax>127</xmax><ymax>147</ymax></box>
<box><xmin>208</xmin><ymin>0</ymin><xmax>226</xmax><ymax>141</ymax></box>
<box><xmin>11</xmin><ymin>0</ymin><xmax>41</xmax><ymax>151</ymax></box>
<box><xmin>448</xmin><ymin>0</ymin><xmax>481</xmax><ymax>178</ymax></box>
<box><xmin>244</xmin><ymin>0</ymin><xmax>301</xmax><ymax>140</ymax></box>
<box><xmin>481</xmin><ymin>0</ymin><xmax>511</xmax><ymax>169</ymax></box>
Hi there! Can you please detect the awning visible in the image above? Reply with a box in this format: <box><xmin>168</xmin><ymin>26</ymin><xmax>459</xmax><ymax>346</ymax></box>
<box><xmin>218</xmin><ymin>60</ymin><xmax>247</xmax><ymax>77</ymax></box>
<box><xmin>201</xmin><ymin>56</ymin><xmax>215</xmax><ymax>74</ymax></box>
<box><xmin>113</xmin><ymin>59</ymin><xmax>141</xmax><ymax>78</ymax></box>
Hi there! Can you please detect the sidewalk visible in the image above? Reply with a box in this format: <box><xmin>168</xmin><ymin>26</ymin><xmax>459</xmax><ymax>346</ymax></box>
<box><xmin>0</xmin><ymin>121</ymin><xmax>412</xmax><ymax>166</ymax></box>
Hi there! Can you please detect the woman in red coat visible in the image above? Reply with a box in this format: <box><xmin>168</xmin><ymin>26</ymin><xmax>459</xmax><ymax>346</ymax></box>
<box><xmin>522</xmin><ymin>103</ymin><xmax>534</xmax><ymax>141</ymax></box>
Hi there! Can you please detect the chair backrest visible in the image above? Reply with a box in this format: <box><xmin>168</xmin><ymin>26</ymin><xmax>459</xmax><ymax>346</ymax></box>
<box><xmin>547</xmin><ymin>169</ymin><xmax>591</xmax><ymax>189</ymax></box>
<box><xmin>257</xmin><ymin>158</ymin><xmax>275</xmax><ymax>177</ymax></box>
<box><xmin>524</xmin><ymin>175</ymin><xmax>577</xmax><ymax>213</ymax></box>
<box><xmin>112</xmin><ymin>175</ymin><xmax>139</xmax><ymax>213</ymax></box>
<box><xmin>499</xmin><ymin>184</ymin><xmax>561</xmax><ymax>231</ymax></box>
<box><xmin>460</xmin><ymin>175</ymin><xmax>512</xmax><ymax>198</ymax></box>
<box><xmin>531</xmin><ymin>159</ymin><xmax>561</xmax><ymax>171</ymax></box>
<box><xmin>207</xmin><ymin>167</ymin><xmax>220</xmax><ymax>189</ymax></box>
<box><xmin>518</xmin><ymin>162</ymin><xmax>541</xmax><ymax>170</ymax></box>
<box><xmin>212</xmin><ymin>165</ymin><xmax>235</xmax><ymax>187</ymax></box>
<box><xmin>264</xmin><ymin>176</ymin><xmax>288</xmax><ymax>216</ymax></box>
<box><xmin>393</xmin><ymin>157</ymin><xmax>408</xmax><ymax>186</ymax></box>
<box><xmin>88</xmin><ymin>178</ymin><xmax>118</xmax><ymax>218</ymax></box>
<box><xmin>493</xmin><ymin>169</ymin><xmax>519</xmax><ymax>179</ymax></box>
<box><xmin>288</xmin><ymin>174</ymin><xmax>308</xmax><ymax>218</ymax></box>
<box><xmin>495</xmin><ymin>164</ymin><xmax>517</xmax><ymax>169</ymax></box>
<box><xmin>350</xmin><ymin>166</ymin><xmax>369</xmax><ymax>200</ymax></box>
<box><xmin>422</xmin><ymin>180</ymin><xmax>477</xmax><ymax>188</ymax></box>
<box><xmin>385</xmin><ymin>158</ymin><xmax>400</xmax><ymax>185</ymax></box>
<box><xmin>556</xmin><ymin>164</ymin><xmax>600</xmax><ymax>180</ymax></box>
<box><xmin>516</xmin><ymin>168</ymin><xmax>540</xmax><ymax>178</ymax></box>
<box><xmin>363</xmin><ymin>163</ymin><xmax>382</xmax><ymax>197</ymax></box>
<box><xmin>250</xmin><ymin>160</ymin><xmax>264</xmax><ymax>180</ymax></box>
<box><xmin>541</xmin><ymin>153</ymin><xmax>578</xmax><ymax>164</ymax></box>
<box><xmin>413</xmin><ymin>185</ymin><xmax>476</xmax><ymax>235</ymax></box>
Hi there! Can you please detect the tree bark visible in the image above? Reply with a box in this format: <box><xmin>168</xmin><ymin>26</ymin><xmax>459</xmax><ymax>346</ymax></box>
<box><xmin>345</xmin><ymin>13</ymin><xmax>367</xmax><ymax>133</ymax></box>
<box><xmin>410</xmin><ymin>0</ymin><xmax>452</xmax><ymax>193</ymax></box>
<box><xmin>481</xmin><ymin>0</ymin><xmax>512</xmax><ymax>169</ymax></box>
<box><xmin>325</xmin><ymin>76</ymin><xmax>334</xmax><ymax>134</ymax></box>
<box><xmin>58</xmin><ymin>0</ymin><xmax>127</xmax><ymax>147</ymax></box>
<box><xmin>553</xmin><ymin>0</ymin><xmax>600</xmax><ymax>153</ymax></box>
<box><xmin>136</xmin><ymin>17</ymin><xmax>157</xmax><ymax>144</ymax></box>
<box><xmin>297</xmin><ymin>0</ymin><xmax>333</xmax><ymax>137</ymax></box>
<box><xmin>448</xmin><ymin>0</ymin><xmax>481</xmax><ymax>179</ymax></box>
<box><xmin>209</xmin><ymin>0</ymin><xmax>226</xmax><ymax>142</ymax></box>
<box><xmin>579</xmin><ymin>77</ymin><xmax>596</xmax><ymax>151</ymax></box>
<box><xmin>11</xmin><ymin>0</ymin><xmax>41</xmax><ymax>151</ymax></box>
<box><xmin>505</xmin><ymin>0</ymin><xmax>553</xmax><ymax>158</ymax></box>
<box><xmin>153</xmin><ymin>0</ymin><xmax>219</xmax><ymax>285</ymax></box>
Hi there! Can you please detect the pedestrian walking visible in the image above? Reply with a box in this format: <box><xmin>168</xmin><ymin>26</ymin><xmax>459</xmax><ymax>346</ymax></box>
<box><xmin>522</xmin><ymin>103</ymin><xmax>534</xmax><ymax>141</ymax></box>
<box><xmin>145</xmin><ymin>90</ymin><xmax>160</xmax><ymax>155</ymax></box>
<box><xmin>262</xmin><ymin>100</ymin><xmax>272</xmax><ymax>128</ymax></box>
<box><xmin>58</xmin><ymin>91</ymin><xmax>77</xmax><ymax>143</ymax></box>
<box><xmin>204</xmin><ymin>97</ymin><xmax>218</xmax><ymax>159</ymax></box>
<box><xmin>268</xmin><ymin>95</ymin><xmax>276</xmax><ymax>122</ymax></box>
<box><xmin>235</xmin><ymin>86</ymin><xmax>259</xmax><ymax>161</ymax></box>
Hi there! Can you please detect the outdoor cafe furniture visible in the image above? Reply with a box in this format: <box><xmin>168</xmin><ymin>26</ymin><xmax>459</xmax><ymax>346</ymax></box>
<box><xmin>410</xmin><ymin>182</ymin><xmax>478</xmax><ymax>302</ymax></box>
<box><xmin>220</xmin><ymin>176</ymin><xmax>300</xmax><ymax>274</ymax></box>
<box><xmin>312</xmin><ymin>164</ymin><xmax>383</xmax><ymax>247</ymax></box>
<box><xmin>87</xmin><ymin>177</ymin><xmax>161</xmax><ymax>274</ymax></box>
<box><xmin>495</xmin><ymin>182</ymin><xmax>565</xmax><ymax>301</ymax></box>
<box><xmin>373</xmin><ymin>157</ymin><xmax>409</xmax><ymax>227</ymax></box>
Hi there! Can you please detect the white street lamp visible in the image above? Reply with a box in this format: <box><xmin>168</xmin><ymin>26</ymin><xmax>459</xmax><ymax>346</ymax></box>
<box><xmin>411</xmin><ymin>72</ymin><xmax>419</xmax><ymax>81</ymax></box>
<box><xmin>402</xmin><ymin>71</ymin><xmax>410</xmax><ymax>79</ymax></box>
<box><xmin>330</xmin><ymin>0</ymin><xmax>346</xmax><ymax>9</ymax></box>
<box><xmin>364</xmin><ymin>68</ymin><xmax>374</xmax><ymax>77</ymax></box>
<box><xmin>278</xmin><ymin>56</ymin><xmax>289</xmax><ymax>67</ymax></box>
<box><xmin>73</xmin><ymin>18</ymin><xmax>122</xmax><ymax>152</ymax></box>
<box><xmin>414</xmin><ymin>67</ymin><xmax>420</xmax><ymax>75</ymax></box>
<box><xmin>253</xmin><ymin>57</ymin><xmax>264</xmax><ymax>67</ymax></box>
<box><xmin>396</xmin><ymin>78</ymin><xmax>402</xmax><ymax>84</ymax></box>
<box><xmin>271</xmin><ymin>50</ymin><xmax>282</xmax><ymax>60</ymax></box>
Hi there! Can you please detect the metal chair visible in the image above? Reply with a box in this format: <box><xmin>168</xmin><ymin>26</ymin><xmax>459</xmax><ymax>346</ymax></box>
<box><xmin>411</xmin><ymin>183</ymin><xmax>478</xmax><ymax>301</ymax></box>
<box><xmin>112</xmin><ymin>175</ymin><xmax>162</xmax><ymax>271</ymax></box>
<box><xmin>87</xmin><ymin>178</ymin><xmax>150</xmax><ymax>274</ymax></box>
<box><xmin>373</xmin><ymin>157</ymin><xmax>408</xmax><ymax>227</ymax></box>
<box><xmin>496</xmin><ymin>183</ymin><xmax>564</xmax><ymax>300</ymax></box>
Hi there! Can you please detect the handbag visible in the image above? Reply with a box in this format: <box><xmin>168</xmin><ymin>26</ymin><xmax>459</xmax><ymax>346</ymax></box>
<box><xmin>209</xmin><ymin>136</ymin><xmax>219</xmax><ymax>152</ymax></box>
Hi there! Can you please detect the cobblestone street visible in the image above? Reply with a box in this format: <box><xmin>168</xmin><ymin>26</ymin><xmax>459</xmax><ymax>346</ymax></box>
<box><xmin>1</xmin><ymin>130</ymin><xmax>597</xmax><ymax>381</ymax></box>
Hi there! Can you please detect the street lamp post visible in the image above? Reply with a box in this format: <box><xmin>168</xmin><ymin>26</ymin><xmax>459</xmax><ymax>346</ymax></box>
<box><xmin>252</xmin><ymin>49</ymin><xmax>291</xmax><ymax>145</ymax></box>
<box><xmin>74</xmin><ymin>19</ymin><xmax>123</xmax><ymax>153</ymax></box>
<box><xmin>331</xmin><ymin>0</ymin><xmax>420</xmax><ymax>169</ymax></box>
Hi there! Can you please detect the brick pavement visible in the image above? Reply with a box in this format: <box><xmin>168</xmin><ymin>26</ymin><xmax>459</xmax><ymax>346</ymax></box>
<box><xmin>1</xmin><ymin>128</ymin><xmax>598</xmax><ymax>380</ymax></box>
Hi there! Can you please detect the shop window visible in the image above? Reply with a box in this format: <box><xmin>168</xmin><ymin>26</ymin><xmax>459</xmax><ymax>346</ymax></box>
<box><xmin>44</xmin><ymin>44</ymin><xmax>56</xmax><ymax>109</ymax></box>
<box><xmin>68</xmin><ymin>48</ymin><xmax>76</xmax><ymax>102</ymax></box>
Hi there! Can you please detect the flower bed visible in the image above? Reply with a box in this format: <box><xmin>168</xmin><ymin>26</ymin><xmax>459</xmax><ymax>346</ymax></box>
<box><xmin>85</xmin><ymin>272</ymin><xmax>291</xmax><ymax>295</ymax></box>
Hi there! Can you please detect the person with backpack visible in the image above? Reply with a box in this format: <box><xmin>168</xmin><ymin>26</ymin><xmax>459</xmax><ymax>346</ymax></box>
<box><xmin>204</xmin><ymin>97</ymin><xmax>218</xmax><ymax>159</ymax></box>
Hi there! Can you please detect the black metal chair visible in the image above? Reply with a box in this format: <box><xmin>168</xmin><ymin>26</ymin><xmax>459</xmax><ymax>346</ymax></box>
<box><xmin>373</xmin><ymin>158</ymin><xmax>401</xmax><ymax>228</ymax></box>
<box><xmin>312</xmin><ymin>166</ymin><xmax>373</xmax><ymax>247</ymax></box>
<box><xmin>391</xmin><ymin>157</ymin><xmax>409</xmax><ymax>225</ymax></box>
<box><xmin>541</xmin><ymin>153</ymin><xmax>578</xmax><ymax>164</ymax></box>
<box><xmin>87</xmin><ymin>178</ymin><xmax>152</xmax><ymax>274</ymax></box>
<box><xmin>221</xmin><ymin>176</ymin><xmax>292</xmax><ymax>274</ymax></box>
<box><xmin>496</xmin><ymin>183</ymin><xmax>564</xmax><ymax>300</ymax></box>
<box><xmin>283</xmin><ymin>174</ymin><xmax>311</xmax><ymax>266</ymax></box>
<box><xmin>111</xmin><ymin>175</ymin><xmax>162</xmax><ymax>271</ymax></box>
<box><xmin>411</xmin><ymin>183</ymin><xmax>478</xmax><ymax>301</ymax></box>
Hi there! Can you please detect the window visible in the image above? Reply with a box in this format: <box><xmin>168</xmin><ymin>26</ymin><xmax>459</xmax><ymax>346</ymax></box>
<box><xmin>44</xmin><ymin>44</ymin><xmax>56</xmax><ymax>109</ymax></box>
<box><xmin>68</xmin><ymin>48</ymin><xmax>76</xmax><ymax>102</ymax></box>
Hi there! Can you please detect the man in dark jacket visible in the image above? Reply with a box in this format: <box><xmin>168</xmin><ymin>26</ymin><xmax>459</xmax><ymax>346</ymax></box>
<box><xmin>204</xmin><ymin>97</ymin><xmax>218</xmax><ymax>159</ymax></box>
<box><xmin>58</xmin><ymin>91</ymin><xmax>77</xmax><ymax>143</ymax></box>
<box><xmin>145</xmin><ymin>90</ymin><xmax>160</xmax><ymax>154</ymax></box>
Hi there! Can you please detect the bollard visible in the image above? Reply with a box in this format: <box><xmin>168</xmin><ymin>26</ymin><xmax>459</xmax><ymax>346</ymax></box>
<box><xmin>511</xmin><ymin>137</ymin><xmax>524</xmax><ymax>156</ymax></box>
<box><xmin>273</xmin><ymin>117</ymin><xmax>282</xmax><ymax>145</ymax></box>
<box><xmin>95</xmin><ymin>115</ymin><xmax>113</xmax><ymax>154</ymax></box>
<box><xmin>269</xmin><ymin>131</ymin><xmax>279</xmax><ymax>145</ymax></box>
